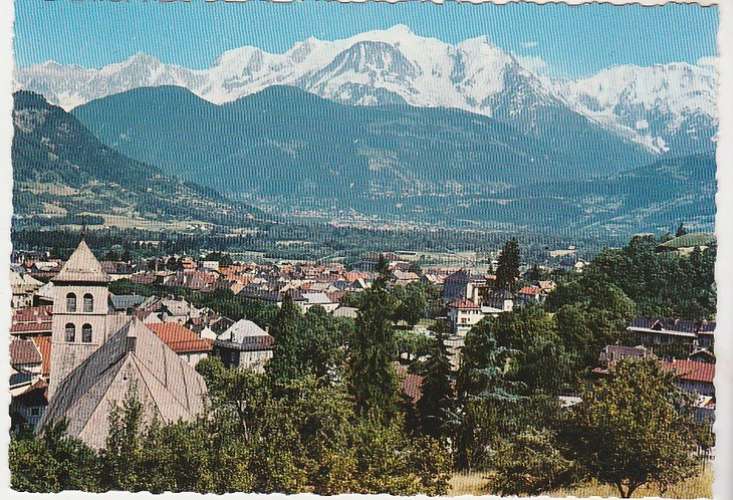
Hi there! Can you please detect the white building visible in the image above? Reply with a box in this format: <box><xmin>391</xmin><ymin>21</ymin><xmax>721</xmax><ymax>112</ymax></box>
<box><xmin>214</xmin><ymin>319</ymin><xmax>274</xmax><ymax>372</ymax></box>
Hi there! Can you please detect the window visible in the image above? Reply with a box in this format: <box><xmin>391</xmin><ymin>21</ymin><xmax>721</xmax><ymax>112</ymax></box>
<box><xmin>83</xmin><ymin>293</ymin><xmax>94</xmax><ymax>312</ymax></box>
<box><xmin>66</xmin><ymin>293</ymin><xmax>77</xmax><ymax>312</ymax></box>
<box><xmin>65</xmin><ymin>323</ymin><xmax>75</xmax><ymax>342</ymax></box>
<box><xmin>82</xmin><ymin>324</ymin><xmax>92</xmax><ymax>343</ymax></box>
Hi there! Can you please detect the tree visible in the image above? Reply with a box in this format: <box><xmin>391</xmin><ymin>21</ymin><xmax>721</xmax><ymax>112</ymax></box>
<box><xmin>392</xmin><ymin>283</ymin><xmax>428</xmax><ymax>327</ymax></box>
<box><xmin>676</xmin><ymin>222</ymin><xmax>688</xmax><ymax>237</ymax></box>
<box><xmin>375</xmin><ymin>253</ymin><xmax>390</xmax><ymax>276</ymax></box>
<box><xmin>347</xmin><ymin>279</ymin><xmax>400</xmax><ymax>420</ymax></box>
<box><xmin>548</xmin><ymin>270</ymin><xmax>636</xmax><ymax>369</ymax></box>
<box><xmin>491</xmin><ymin>306</ymin><xmax>572</xmax><ymax>395</ymax></box>
<box><xmin>347</xmin><ymin>417</ymin><xmax>451</xmax><ymax>495</ymax></box>
<box><xmin>486</xmin><ymin>427</ymin><xmax>579</xmax><ymax>496</ymax></box>
<box><xmin>495</xmin><ymin>238</ymin><xmax>521</xmax><ymax>292</ymax></box>
<box><xmin>299</xmin><ymin>305</ymin><xmax>346</xmax><ymax>380</ymax></box>
<box><xmin>526</xmin><ymin>263</ymin><xmax>542</xmax><ymax>282</ymax></box>
<box><xmin>10</xmin><ymin>421</ymin><xmax>102</xmax><ymax>492</ymax></box>
<box><xmin>267</xmin><ymin>293</ymin><xmax>305</xmax><ymax>384</ymax></box>
<box><xmin>565</xmin><ymin>358</ymin><xmax>699</xmax><ymax>498</ymax></box>
<box><xmin>416</xmin><ymin>332</ymin><xmax>455</xmax><ymax>439</ymax></box>
<box><xmin>453</xmin><ymin>323</ymin><xmax>526</xmax><ymax>468</ymax></box>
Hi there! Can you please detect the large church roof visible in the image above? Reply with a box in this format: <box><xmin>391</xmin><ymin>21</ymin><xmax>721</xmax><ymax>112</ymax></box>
<box><xmin>38</xmin><ymin>318</ymin><xmax>209</xmax><ymax>449</ymax></box>
<box><xmin>52</xmin><ymin>240</ymin><xmax>111</xmax><ymax>283</ymax></box>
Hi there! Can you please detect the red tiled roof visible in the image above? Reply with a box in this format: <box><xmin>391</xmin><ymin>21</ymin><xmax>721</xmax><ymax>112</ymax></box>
<box><xmin>11</xmin><ymin>305</ymin><xmax>53</xmax><ymax>335</ymax></box>
<box><xmin>518</xmin><ymin>286</ymin><xmax>542</xmax><ymax>295</ymax></box>
<box><xmin>146</xmin><ymin>323</ymin><xmax>213</xmax><ymax>354</ymax></box>
<box><xmin>32</xmin><ymin>336</ymin><xmax>52</xmax><ymax>377</ymax></box>
<box><xmin>448</xmin><ymin>298</ymin><xmax>479</xmax><ymax>310</ymax></box>
<box><xmin>10</xmin><ymin>338</ymin><xmax>42</xmax><ymax>366</ymax></box>
<box><xmin>664</xmin><ymin>359</ymin><xmax>715</xmax><ymax>384</ymax></box>
<box><xmin>394</xmin><ymin>363</ymin><xmax>424</xmax><ymax>404</ymax></box>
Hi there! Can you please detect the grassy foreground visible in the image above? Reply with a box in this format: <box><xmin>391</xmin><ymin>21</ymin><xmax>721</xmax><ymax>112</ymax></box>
<box><xmin>449</xmin><ymin>466</ymin><xmax>713</xmax><ymax>498</ymax></box>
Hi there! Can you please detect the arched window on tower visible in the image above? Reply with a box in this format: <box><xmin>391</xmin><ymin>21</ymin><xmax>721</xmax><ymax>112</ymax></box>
<box><xmin>82</xmin><ymin>324</ymin><xmax>92</xmax><ymax>343</ymax></box>
<box><xmin>66</xmin><ymin>293</ymin><xmax>77</xmax><ymax>312</ymax></box>
<box><xmin>83</xmin><ymin>293</ymin><xmax>94</xmax><ymax>312</ymax></box>
<box><xmin>65</xmin><ymin>323</ymin><xmax>76</xmax><ymax>342</ymax></box>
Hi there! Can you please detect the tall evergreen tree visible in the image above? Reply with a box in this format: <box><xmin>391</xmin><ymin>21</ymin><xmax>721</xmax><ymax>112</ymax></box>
<box><xmin>417</xmin><ymin>332</ymin><xmax>454</xmax><ymax>439</ymax></box>
<box><xmin>675</xmin><ymin>222</ymin><xmax>688</xmax><ymax>237</ymax></box>
<box><xmin>495</xmin><ymin>238</ymin><xmax>521</xmax><ymax>292</ymax></box>
<box><xmin>267</xmin><ymin>293</ymin><xmax>304</xmax><ymax>384</ymax></box>
<box><xmin>375</xmin><ymin>253</ymin><xmax>390</xmax><ymax>277</ymax></box>
<box><xmin>347</xmin><ymin>279</ymin><xmax>399</xmax><ymax>420</ymax></box>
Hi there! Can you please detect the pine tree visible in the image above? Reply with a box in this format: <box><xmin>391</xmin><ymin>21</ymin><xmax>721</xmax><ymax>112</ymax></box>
<box><xmin>375</xmin><ymin>253</ymin><xmax>390</xmax><ymax>277</ymax></box>
<box><xmin>675</xmin><ymin>223</ymin><xmax>688</xmax><ymax>237</ymax></box>
<box><xmin>267</xmin><ymin>293</ymin><xmax>304</xmax><ymax>384</ymax></box>
<box><xmin>347</xmin><ymin>279</ymin><xmax>399</xmax><ymax>420</ymax></box>
<box><xmin>416</xmin><ymin>332</ymin><xmax>454</xmax><ymax>439</ymax></box>
<box><xmin>495</xmin><ymin>238</ymin><xmax>521</xmax><ymax>292</ymax></box>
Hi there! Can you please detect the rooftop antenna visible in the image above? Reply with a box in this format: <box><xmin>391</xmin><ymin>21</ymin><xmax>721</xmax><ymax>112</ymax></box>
<box><xmin>80</xmin><ymin>215</ymin><xmax>87</xmax><ymax>241</ymax></box>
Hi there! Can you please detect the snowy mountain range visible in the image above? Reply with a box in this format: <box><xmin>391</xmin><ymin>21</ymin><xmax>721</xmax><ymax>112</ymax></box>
<box><xmin>15</xmin><ymin>25</ymin><xmax>718</xmax><ymax>156</ymax></box>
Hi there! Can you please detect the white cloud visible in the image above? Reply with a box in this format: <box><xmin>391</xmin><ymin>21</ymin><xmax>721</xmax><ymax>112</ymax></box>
<box><xmin>696</xmin><ymin>56</ymin><xmax>718</xmax><ymax>68</ymax></box>
<box><xmin>520</xmin><ymin>40</ymin><xmax>539</xmax><ymax>49</ymax></box>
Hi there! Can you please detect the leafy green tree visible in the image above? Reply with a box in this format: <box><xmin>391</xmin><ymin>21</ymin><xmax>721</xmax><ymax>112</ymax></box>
<box><xmin>197</xmin><ymin>357</ymin><xmax>269</xmax><ymax>440</ymax></box>
<box><xmin>491</xmin><ymin>306</ymin><xmax>572</xmax><ymax>395</ymax></box>
<box><xmin>417</xmin><ymin>332</ymin><xmax>455</xmax><ymax>439</ymax></box>
<box><xmin>395</xmin><ymin>329</ymin><xmax>433</xmax><ymax>364</ymax></box>
<box><xmin>392</xmin><ymin>282</ymin><xmax>428</xmax><ymax>327</ymax></box>
<box><xmin>347</xmin><ymin>278</ymin><xmax>400</xmax><ymax>420</ymax></box>
<box><xmin>10</xmin><ymin>422</ymin><xmax>102</xmax><ymax>492</ymax></box>
<box><xmin>348</xmin><ymin>417</ymin><xmax>451</xmax><ymax>495</ymax></box>
<box><xmin>495</xmin><ymin>238</ymin><xmax>521</xmax><ymax>292</ymax></box>
<box><xmin>300</xmin><ymin>305</ymin><xmax>346</xmax><ymax>380</ymax></box>
<box><xmin>565</xmin><ymin>358</ymin><xmax>699</xmax><ymax>498</ymax></box>
<box><xmin>486</xmin><ymin>427</ymin><xmax>580</xmax><ymax>496</ymax></box>
<box><xmin>548</xmin><ymin>270</ymin><xmax>636</xmax><ymax>369</ymax></box>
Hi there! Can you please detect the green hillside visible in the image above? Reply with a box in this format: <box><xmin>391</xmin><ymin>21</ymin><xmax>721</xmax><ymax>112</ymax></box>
<box><xmin>12</xmin><ymin>91</ymin><xmax>260</xmax><ymax>230</ymax></box>
<box><xmin>73</xmin><ymin>85</ymin><xmax>653</xmax><ymax>199</ymax></box>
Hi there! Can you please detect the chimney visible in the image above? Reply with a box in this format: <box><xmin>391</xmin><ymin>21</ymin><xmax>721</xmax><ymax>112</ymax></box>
<box><xmin>126</xmin><ymin>335</ymin><xmax>137</xmax><ymax>353</ymax></box>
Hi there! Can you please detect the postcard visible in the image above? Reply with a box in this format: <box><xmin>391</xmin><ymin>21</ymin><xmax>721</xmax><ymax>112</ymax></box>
<box><xmin>3</xmin><ymin>1</ymin><xmax>729</xmax><ymax>498</ymax></box>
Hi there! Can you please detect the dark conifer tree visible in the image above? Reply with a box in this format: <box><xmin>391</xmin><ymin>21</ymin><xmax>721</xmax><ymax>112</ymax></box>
<box><xmin>347</xmin><ymin>279</ymin><xmax>399</xmax><ymax>420</ymax></box>
<box><xmin>417</xmin><ymin>332</ymin><xmax>454</xmax><ymax>439</ymax></box>
<box><xmin>267</xmin><ymin>293</ymin><xmax>304</xmax><ymax>384</ymax></box>
<box><xmin>495</xmin><ymin>238</ymin><xmax>521</xmax><ymax>292</ymax></box>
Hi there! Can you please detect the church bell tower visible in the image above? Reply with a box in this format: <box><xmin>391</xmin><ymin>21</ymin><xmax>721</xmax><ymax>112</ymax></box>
<box><xmin>48</xmin><ymin>239</ymin><xmax>111</xmax><ymax>400</ymax></box>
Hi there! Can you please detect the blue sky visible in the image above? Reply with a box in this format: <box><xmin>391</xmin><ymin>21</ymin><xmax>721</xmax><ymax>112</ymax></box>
<box><xmin>14</xmin><ymin>1</ymin><xmax>718</xmax><ymax>78</ymax></box>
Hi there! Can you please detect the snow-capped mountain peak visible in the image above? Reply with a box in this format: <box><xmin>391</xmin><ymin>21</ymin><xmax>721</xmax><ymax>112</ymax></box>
<box><xmin>15</xmin><ymin>25</ymin><xmax>718</xmax><ymax>156</ymax></box>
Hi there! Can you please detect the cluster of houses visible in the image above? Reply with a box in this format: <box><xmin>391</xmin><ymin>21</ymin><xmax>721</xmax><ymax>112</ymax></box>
<box><xmin>8</xmin><ymin>243</ymin><xmax>451</xmax><ymax>441</ymax></box>
<box><xmin>443</xmin><ymin>269</ymin><xmax>557</xmax><ymax>336</ymax></box>
<box><xmin>8</xmin><ymin>241</ymin><xmax>716</xmax><ymax>449</ymax></box>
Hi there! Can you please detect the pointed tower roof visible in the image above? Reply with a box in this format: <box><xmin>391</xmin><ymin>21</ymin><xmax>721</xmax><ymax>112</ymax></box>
<box><xmin>52</xmin><ymin>240</ymin><xmax>111</xmax><ymax>283</ymax></box>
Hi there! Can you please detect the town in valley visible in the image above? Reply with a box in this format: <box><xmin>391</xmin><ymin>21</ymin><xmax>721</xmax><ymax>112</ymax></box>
<box><xmin>8</xmin><ymin>1</ymin><xmax>719</xmax><ymax>497</ymax></box>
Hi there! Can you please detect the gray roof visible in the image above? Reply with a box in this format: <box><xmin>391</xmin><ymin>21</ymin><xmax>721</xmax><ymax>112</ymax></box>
<box><xmin>52</xmin><ymin>240</ymin><xmax>111</xmax><ymax>283</ymax></box>
<box><xmin>302</xmin><ymin>292</ymin><xmax>334</xmax><ymax>304</ymax></box>
<box><xmin>38</xmin><ymin>318</ymin><xmax>208</xmax><ymax>450</ymax></box>
<box><xmin>109</xmin><ymin>294</ymin><xmax>146</xmax><ymax>311</ymax></box>
<box><xmin>218</xmin><ymin>319</ymin><xmax>269</xmax><ymax>343</ymax></box>
<box><xmin>332</xmin><ymin>306</ymin><xmax>359</xmax><ymax>319</ymax></box>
